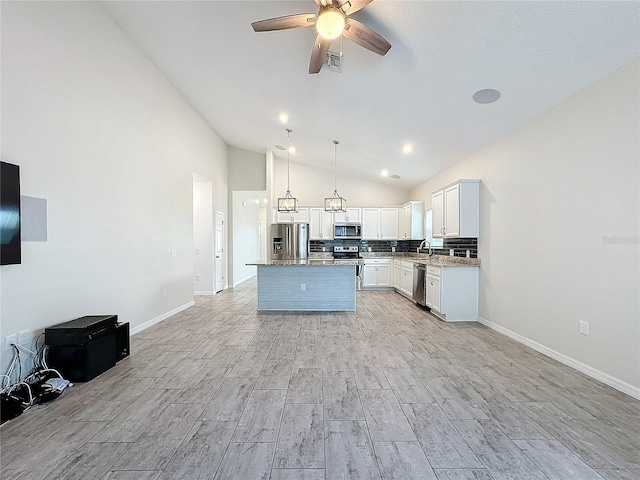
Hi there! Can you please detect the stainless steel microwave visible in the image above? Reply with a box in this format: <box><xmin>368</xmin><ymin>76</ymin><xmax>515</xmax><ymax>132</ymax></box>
<box><xmin>334</xmin><ymin>223</ymin><xmax>362</xmax><ymax>239</ymax></box>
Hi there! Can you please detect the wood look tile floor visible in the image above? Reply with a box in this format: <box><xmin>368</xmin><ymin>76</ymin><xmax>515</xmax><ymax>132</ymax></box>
<box><xmin>2</xmin><ymin>279</ymin><xmax>640</xmax><ymax>480</ymax></box>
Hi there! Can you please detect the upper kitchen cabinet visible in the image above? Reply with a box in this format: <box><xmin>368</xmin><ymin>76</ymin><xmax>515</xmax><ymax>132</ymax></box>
<box><xmin>432</xmin><ymin>180</ymin><xmax>479</xmax><ymax>238</ymax></box>
<box><xmin>309</xmin><ymin>207</ymin><xmax>333</xmax><ymax>240</ymax></box>
<box><xmin>362</xmin><ymin>207</ymin><xmax>399</xmax><ymax>240</ymax></box>
<box><xmin>275</xmin><ymin>207</ymin><xmax>309</xmax><ymax>223</ymax></box>
<box><xmin>333</xmin><ymin>208</ymin><xmax>361</xmax><ymax>223</ymax></box>
<box><xmin>399</xmin><ymin>201</ymin><xmax>425</xmax><ymax>240</ymax></box>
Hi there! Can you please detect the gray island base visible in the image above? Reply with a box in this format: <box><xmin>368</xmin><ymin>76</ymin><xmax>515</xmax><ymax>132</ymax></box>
<box><xmin>252</xmin><ymin>262</ymin><xmax>357</xmax><ymax>311</ymax></box>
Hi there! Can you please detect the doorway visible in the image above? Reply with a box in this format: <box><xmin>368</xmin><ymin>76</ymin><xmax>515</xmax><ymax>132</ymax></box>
<box><xmin>193</xmin><ymin>174</ymin><xmax>214</xmax><ymax>295</ymax></box>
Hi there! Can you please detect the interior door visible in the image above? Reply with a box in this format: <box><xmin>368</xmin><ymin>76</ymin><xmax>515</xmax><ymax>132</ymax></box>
<box><xmin>215</xmin><ymin>211</ymin><xmax>224</xmax><ymax>292</ymax></box>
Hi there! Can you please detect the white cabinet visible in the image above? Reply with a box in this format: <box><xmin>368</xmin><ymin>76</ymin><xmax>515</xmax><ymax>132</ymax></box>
<box><xmin>275</xmin><ymin>207</ymin><xmax>309</xmax><ymax>223</ymax></box>
<box><xmin>400</xmin><ymin>262</ymin><xmax>413</xmax><ymax>295</ymax></box>
<box><xmin>393</xmin><ymin>259</ymin><xmax>413</xmax><ymax>297</ymax></box>
<box><xmin>426</xmin><ymin>265</ymin><xmax>478</xmax><ymax>322</ymax></box>
<box><xmin>393</xmin><ymin>260</ymin><xmax>402</xmax><ymax>290</ymax></box>
<box><xmin>431</xmin><ymin>180</ymin><xmax>479</xmax><ymax>238</ymax></box>
<box><xmin>334</xmin><ymin>208</ymin><xmax>361</xmax><ymax>223</ymax></box>
<box><xmin>362</xmin><ymin>208</ymin><xmax>399</xmax><ymax>240</ymax></box>
<box><xmin>426</xmin><ymin>267</ymin><xmax>442</xmax><ymax>313</ymax></box>
<box><xmin>308</xmin><ymin>207</ymin><xmax>333</xmax><ymax>240</ymax></box>
<box><xmin>362</xmin><ymin>258</ymin><xmax>391</xmax><ymax>288</ymax></box>
<box><xmin>399</xmin><ymin>201</ymin><xmax>425</xmax><ymax>240</ymax></box>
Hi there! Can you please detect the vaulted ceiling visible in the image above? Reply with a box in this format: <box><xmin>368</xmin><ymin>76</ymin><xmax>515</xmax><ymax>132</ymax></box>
<box><xmin>101</xmin><ymin>1</ymin><xmax>639</xmax><ymax>189</ymax></box>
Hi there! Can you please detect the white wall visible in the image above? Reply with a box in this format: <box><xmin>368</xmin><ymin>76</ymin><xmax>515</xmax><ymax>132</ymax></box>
<box><xmin>232</xmin><ymin>191</ymin><xmax>266</xmax><ymax>286</ymax></box>
<box><xmin>411</xmin><ymin>59</ymin><xmax>640</xmax><ymax>395</ymax></box>
<box><xmin>273</xmin><ymin>156</ymin><xmax>410</xmax><ymax>207</ymax></box>
<box><xmin>0</xmin><ymin>2</ymin><xmax>228</xmax><ymax>371</ymax></box>
<box><xmin>193</xmin><ymin>177</ymin><xmax>214</xmax><ymax>295</ymax></box>
<box><xmin>229</xmin><ymin>146</ymin><xmax>266</xmax><ymax>191</ymax></box>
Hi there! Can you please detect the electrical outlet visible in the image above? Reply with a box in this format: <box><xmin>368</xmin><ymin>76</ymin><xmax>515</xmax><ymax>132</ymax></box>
<box><xmin>171</xmin><ymin>249</ymin><xmax>177</xmax><ymax>258</ymax></box>
<box><xmin>162</xmin><ymin>288</ymin><xmax>167</xmax><ymax>297</ymax></box>
<box><xmin>5</xmin><ymin>334</ymin><xmax>17</xmax><ymax>351</ymax></box>
<box><xmin>300</xmin><ymin>283</ymin><xmax>306</xmax><ymax>291</ymax></box>
<box><xmin>579</xmin><ymin>321</ymin><xmax>589</xmax><ymax>336</ymax></box>
<box><xmin>195</xmin><ymin>274</ymin><xmax>201</xmax><ymax>281</ymax></box>
<box><xmin>18</xmin><ymin>329</ymin><xmax>30</xmax><ymax>346</ymax></box>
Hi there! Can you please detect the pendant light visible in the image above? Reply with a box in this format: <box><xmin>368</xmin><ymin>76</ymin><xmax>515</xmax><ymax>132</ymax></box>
<box><xmin>277</xmin><ymin>128</ymin><xmax>299</xmax><ymax>213</ymax></box>
<box><xmin>324</xmin><ymin>140</ymin><xmax>347</xmax><ymax>213</ymax></box>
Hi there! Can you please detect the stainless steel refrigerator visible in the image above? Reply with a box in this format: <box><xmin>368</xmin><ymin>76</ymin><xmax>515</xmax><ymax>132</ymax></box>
<box><xmin>270</xmin><ymin>223</ymin><xmax>309</xmax><ymax>260</ymax></box>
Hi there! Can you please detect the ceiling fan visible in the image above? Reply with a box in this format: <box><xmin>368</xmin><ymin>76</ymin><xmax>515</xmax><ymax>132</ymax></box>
<box><xmin>251</xmin><ymin>0</ymin><xmax>392</xmax><ymax>74</ymax></box>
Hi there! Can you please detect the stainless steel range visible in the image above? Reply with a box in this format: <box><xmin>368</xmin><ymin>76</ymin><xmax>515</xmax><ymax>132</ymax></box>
<box><xmin>333</xmin><ymin>245</ymin><xmax>364</xmax><ymax>290</ymax></box>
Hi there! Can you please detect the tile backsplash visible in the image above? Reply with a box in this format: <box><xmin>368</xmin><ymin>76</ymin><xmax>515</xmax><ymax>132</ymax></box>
<box><xmin>310</xmin><ymin>238</ymin><xmax>478</xmax><ymax>258</ymax></box>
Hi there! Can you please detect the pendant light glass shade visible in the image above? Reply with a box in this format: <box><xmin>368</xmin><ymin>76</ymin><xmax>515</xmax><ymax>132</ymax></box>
<box><xmin>325</xmin><ymin>140</ymin><xmax>346</xmax><ymax>213</ymax></box>
<box><xmin>278</xmin><ymin>128</ymin><xmax>299</xmax><ymax>213</ymax></box>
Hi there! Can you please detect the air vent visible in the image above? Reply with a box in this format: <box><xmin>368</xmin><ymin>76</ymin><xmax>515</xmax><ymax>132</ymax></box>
<box><xmin>390</xmin><ymin>174</ymin><xmax>401</xmax><ymax>179</ymax></box>
<box><xmin>324</xmin><ymin>51</ymin><xmax>342</xmax><ymax>72</ymax></box>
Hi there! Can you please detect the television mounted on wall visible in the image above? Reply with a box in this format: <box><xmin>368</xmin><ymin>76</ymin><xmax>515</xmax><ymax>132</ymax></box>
<box><xmin>1</xmin><ymin>161</ymin><xmax>21</xmax><ymax>265</ymax></box>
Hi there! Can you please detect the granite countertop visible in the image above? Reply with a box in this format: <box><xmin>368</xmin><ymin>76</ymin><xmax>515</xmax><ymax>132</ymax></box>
<box><xmin>259</xmin><ymin>252</ymin><xmax>481</xmax><ymax>267</ymax></box>
<box><xmin>247</xmin><ymin>259</ymin><xmax>362</xmax><ymax>266</ymax></box>
<box><xmin>316</xmin><ymin>251</ymin><xmax>480</xmax><ymax>267</ymax></box>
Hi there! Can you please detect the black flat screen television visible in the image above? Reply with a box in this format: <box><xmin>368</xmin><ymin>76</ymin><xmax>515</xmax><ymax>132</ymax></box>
<box><xmin>1</xmin><ymin>161</ymin><xmax>21</xmax><ymax>265</ymax></box>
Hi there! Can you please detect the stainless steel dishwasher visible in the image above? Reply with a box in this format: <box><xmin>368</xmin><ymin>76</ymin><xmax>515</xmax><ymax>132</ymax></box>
<box><xmin>412</xmin><ymin>263</ymin><xmax>426</xmax><ymax>306</ymax></box>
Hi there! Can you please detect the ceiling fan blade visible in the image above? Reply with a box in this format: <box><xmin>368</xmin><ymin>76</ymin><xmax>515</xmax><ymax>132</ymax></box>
<box><xmin>252</xmin><ymin>13</ymin><xmax>317</xmax><ymax>32</ymax></box>
<box><xmin>343</xmin><ymin>18</ymin><xmax>391</xmax><ymax>56</ymax></box>
<box><xmin>339</xmin><ymin>0</ymin><xmax>373</xmax><ymax>16</ymax></box>
<box><xmin>309</xmin><ymin>35</ymin><xmax>332</xmax><ymax>74</ymax></box>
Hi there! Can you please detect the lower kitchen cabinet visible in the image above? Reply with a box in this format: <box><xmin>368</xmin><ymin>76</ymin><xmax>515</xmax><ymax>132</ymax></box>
<box><xmin>393</xmin><ymin>259</ymin><xmax>414</xmax><ymax>297</ymax></box>
<box><xmin>426</xmin><ymin>265</ymin><xmax>478</xmax><ymax>321</ymax></box>
<box><xmin>362</xmin><ymin>258</ymin><xmax>391</xmax><ymax>288</ymax></box>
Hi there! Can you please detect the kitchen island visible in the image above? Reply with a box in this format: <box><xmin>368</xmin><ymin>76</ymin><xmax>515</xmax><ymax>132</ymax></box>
<box><xmin>246</xmin><ymin>260</ymin><xmax>360</xmax><ymax>311</ymax></box>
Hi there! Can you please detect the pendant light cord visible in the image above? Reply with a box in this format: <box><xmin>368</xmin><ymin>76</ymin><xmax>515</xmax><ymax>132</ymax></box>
<box><xmin>333</xmin><ymin>140</ymin><xmax>339</xmax><ymax>192</ymax></box>
<box><xmin>286</xmin><ymin>128</ymin><xmax>292</xmax><ymax>192</ymax></box>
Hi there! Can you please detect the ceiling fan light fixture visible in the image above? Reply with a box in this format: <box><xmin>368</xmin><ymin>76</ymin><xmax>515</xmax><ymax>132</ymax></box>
<box><xmin>316</xmin><ymin>9</ymin><xmax>345</xmax><ymax>40</ymax></box>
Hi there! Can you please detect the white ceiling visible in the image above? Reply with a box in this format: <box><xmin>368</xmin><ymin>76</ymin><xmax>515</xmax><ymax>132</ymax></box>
<box><xmin>101</xmin><ymin>1</ymin><xmax>639</xmax><ymax>190</ymax></box>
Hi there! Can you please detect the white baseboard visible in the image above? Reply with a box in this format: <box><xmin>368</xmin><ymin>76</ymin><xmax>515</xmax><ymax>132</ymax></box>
<box><xmin>194</xmin><ymin>291</ymin><xmax>214</xmax><ymax>296</ymax></box>
<box><xmin>130</xmin><ymin>301</ymin><xmax>195</xmax><ymax>336</ymax></box>
<box><xmin>477</xmin><ymin>316</ymin><xmax>640</xmax><ymax>400</ymax></box>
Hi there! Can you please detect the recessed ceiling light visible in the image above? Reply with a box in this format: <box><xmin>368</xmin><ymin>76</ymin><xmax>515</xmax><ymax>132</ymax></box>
<box><xmin>402</xmin><ymin>144</ymin><xmax>413</xmax><ymax>154</ymax></box>
<box><xmin>473</xmin><ymin>88</ymin><xmax>501</xmax><ymax>104</ymax></box>
<box><xmin>390</xmin><ymin>174</ymin><xmax>401</xmax><ymax>179</ymax></box>
<box><xmin>288</xmin><ymin>146</ymin><xmax>296</xmax><ymax>154</ymax></box>
<box><xmin>279</xmin><ymin>112</ymin><xmax>288</xmax><ymax>123</ymax></box>
<box><xmin>381</xmin><ymin>169</ymin><xmax>389</xmax><ymax>177</ymax></box>
<box><xmin>275</xmin><ymin>144</ymin><xmax>286</xmax><ymax>150</ymax></box>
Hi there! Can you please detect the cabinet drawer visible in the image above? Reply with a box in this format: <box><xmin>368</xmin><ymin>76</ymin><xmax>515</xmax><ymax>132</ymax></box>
<box><xmin>426</xmin><ymin>265</ymin><xmax>441</xmax><ymax>276</ymax></box>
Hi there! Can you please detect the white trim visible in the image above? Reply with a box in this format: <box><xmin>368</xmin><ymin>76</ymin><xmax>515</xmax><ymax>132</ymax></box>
<box><xmin>194</xmin><ymin>291</ymin><xmax>215</xmax><ymax>296</ymax></box>
<box><xmin>233</xmin><ymin>273</ymin><xmax>256</xmax><ymax>287</ymax></box>
<box><xmin>130</xmin><ymin>301</ymin><xmax>195</xmax><ymax>336</ymax></box>
<box><xmin>478</xmin><ymin>316</ymin><xmax>640</xmax><ymax>400</ymax></box>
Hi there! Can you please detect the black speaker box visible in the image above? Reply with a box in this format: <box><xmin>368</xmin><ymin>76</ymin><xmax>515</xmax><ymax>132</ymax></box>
<box><xmin>116</xmin><ymin>322</ymin><xmax>130</xmax><ymax>361</ymax></box>
<box><xmin>45</xmin><ymin>315</ymin><xmax>118</xmax><ymax>382</ymax></box>
<box><xmin>47</xmin><ymin>334</ymin><xmax>116</xmax><ymax>382</ymax></box>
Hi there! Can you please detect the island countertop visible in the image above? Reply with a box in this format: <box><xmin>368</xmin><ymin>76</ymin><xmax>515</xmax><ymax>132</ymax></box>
<box><xmin>246</xmin><ymin>259</ymin><xmax>363</xmax><ymax>266</ymax></box>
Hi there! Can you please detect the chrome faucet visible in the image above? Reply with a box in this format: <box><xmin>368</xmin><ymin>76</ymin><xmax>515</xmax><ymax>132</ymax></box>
<box><xmin>417</xmin><ymin>239</ymin><xmax>433</xmax><ymax>256</ymax></box>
